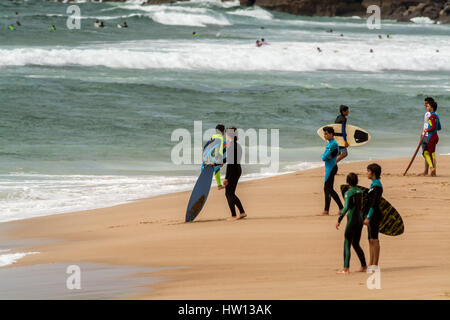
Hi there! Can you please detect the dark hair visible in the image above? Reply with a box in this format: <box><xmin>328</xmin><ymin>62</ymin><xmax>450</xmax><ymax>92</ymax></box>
<box><xmin>261</xmin><ymin>38</ymin><xmax>265</xmax><ymax>41</ymax></box>
<box><xmin>323</xmin><ymin>126</ymin><xmax>334</xmax><ymax>135</ymax></box>
<box><xmin>430</xmin><ymin>101</ymin><xmax>438</xmax><ymax>111</ymax></box>
<box><xmin>424</xmin><ymin>97</ymin><xmax>435</xmax><ymax>104</ymax></box>
<box><xmin>216</xmin><ymin>124</ymin><xmax>225</xmax><ymax>133</ymax></box>
<box><xmin>340</xmin><ymin>105</ymin><xmax>349</xmax><ymax>115</ymax></box>
<box><xmin>346</xmin><ymin>173</ymin><xmax>358</xmax><ymax>187</ymax></box>
<box><xmin>367</xmin><ymin>163</ymin><xmax>382</xmax><ymax>179</ymax></box>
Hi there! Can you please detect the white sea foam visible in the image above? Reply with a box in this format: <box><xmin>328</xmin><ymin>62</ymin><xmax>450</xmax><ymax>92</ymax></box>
<box><xmin>1</xmin><ymin>39</ymin><xmax>449</xmax><ymax>72</ymax></box>
<box><xmin>227</xmin><ymin>6</ymin><xmax>274</xmax><ymax>20</ymax></box>
<box><xmin>119</xmin><ymin>3</ymin><xmax>231</xmax><ymax>27</ymax></box>
<box><xmin>410</xmin><ymin>17</ymin><xmax>435</xmax><ymax>24</ymax></box>
<box><xmin>0</xmin><ymin>252</ymin><xmax>39</xmax><ymax>267</ymax></box>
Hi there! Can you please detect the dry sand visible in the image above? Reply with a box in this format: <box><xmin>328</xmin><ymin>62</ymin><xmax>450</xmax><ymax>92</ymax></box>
<box><xmin>1</xmin><ymin>156</ymin><xmax>450</xmax><ymax>299</ymax></box>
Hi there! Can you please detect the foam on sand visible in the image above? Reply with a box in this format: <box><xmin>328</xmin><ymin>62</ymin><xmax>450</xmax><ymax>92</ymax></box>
<box><xmin>0</xmin><ymin>251</ymin><xmax>39</xmax><ymax>267</ymax></box>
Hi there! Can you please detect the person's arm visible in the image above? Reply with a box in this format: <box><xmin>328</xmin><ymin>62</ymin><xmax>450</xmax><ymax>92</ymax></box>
<box><xmin>425</xmin><ymin>114</ymin><xmax>437</xmax><ymax>133</ymax></box>
<box><xmin>366</xmin><ymin>187</ymin><xmax>381</xmax><ymax>220</ymax></box>
<box><xmin>338</xmin><ymin>192</ymin><xmax>351</xmax><ymax>223</ymax></box>
<box><xmin>321</xmin><ymin>146</ymin><xmax>332</xmax><ymax>161</ymax></box>
<box><xmin>342</xmin><ymin>119</ymin><xmax>347</xmax><ymax>143</ymax></box>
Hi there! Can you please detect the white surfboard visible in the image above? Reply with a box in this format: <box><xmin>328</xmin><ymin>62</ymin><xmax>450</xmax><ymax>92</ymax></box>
<box><xmin>317</xmin><ymin>124</ymin><xmax>371</xmax><ymax>147</ymax></box>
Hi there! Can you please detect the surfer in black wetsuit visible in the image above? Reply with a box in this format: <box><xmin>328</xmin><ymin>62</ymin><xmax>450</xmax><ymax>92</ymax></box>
<box><xmin>223</xmin><ymin>127</ymin><xmax>246</xmax><ymax>221</ymax></box>
<box><xmin>364</xmin><ymin>163</ymin><xmax>383</xmax><ymax>267</ymax></box>
<box><xmin>335</xmin><ymin>105</ymin><xmax>349</xmax><ymax>163</ymax></box>
<box><xmin>336</xmin><ymin>173</ymin><xmax>367</xmax><ymax>274</ymax></box>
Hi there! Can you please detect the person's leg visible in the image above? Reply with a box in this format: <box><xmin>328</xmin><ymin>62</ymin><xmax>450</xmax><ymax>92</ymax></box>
<box><xmin>372</xmin><ymin>239</ymin><xmax>380</xmax><ymax>266</ymax></box>
<box><xmin>323</xmin><ymin>180</ymin><xmax>332</xmax><ymax>213</ymax></box>
<box><xmin>340</xmin><ymin>225</ymin><xmax>352</xmax><ymax>273</ymax></box>
<box><xmin>225</xmin><ymin>178</ymin><xmax>238</xmax><ymax>217</ymax></box>
<box><xmin>420</xmin><ymin>140</ymin><xmax>429</xmax><ymax>176</ymax></box>
<box><xmin>329</xmin><ymin>166</ymin><xmax>343</xmax><ymax>211</ymax></box>
<box><xmin>336</xmin><ymin>151</ymin><xmax>348</xmax><ymax>163</ymax></box>
<box><xmin>352</xmin><ymin>224</ymin><xmax>367</xmax><ymax>271</ymax></box>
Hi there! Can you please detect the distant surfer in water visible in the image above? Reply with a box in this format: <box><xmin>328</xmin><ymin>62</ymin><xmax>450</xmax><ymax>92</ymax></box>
<box><xmin>94</xmin><ymin>20</ymin><xmax>104</xmax><ymax>28</ymax></box>
<box><xmin>335</xmin><ymin>105</ymin><xmax>349</xmax><ymax>163</ymax></box>
<box><xmin>336</xmin><ymin>173</ymin><xmax>367</xmax><ymax>274</ymax></box>
<box><xmin>319</xmin><ymin>127</ymin><xmax>343</xmax><ymax>216</ymax></box>
<box><xmin>8</xmin><ymin>24</ymin><xmax>15</xmax><ymax>31</ymax></box>
<box><xmin>118</xmin><ymin>21</ymin><xmax>128</xmax><ymax>28</ymax></box>
<box><xmin>364</xmin><ymin>163</ymin><xmax>383</xmax><ymax>268</ymax></box>
<box><xmin>223</xmin><ymin>127</ymin><xmax>246</xmax><ymax>221</ymax></box>
<box><xmin>256</xmin><ymin>40</ymin><xmax>262</xmax><ymax>47</ymax></box>
<box><xmin>422</xmin><ymin>100</ymin><xmax>441</xmax><ymax>177</ymax></box>
<box><xmin>193</xmin><ymin>31</ymin><xmax>199</xmax><ymax>37</ymax></box>
<box><xmin>261</xmin><ymin>38</ymin><xmax>269</xmax><ymax>45</ymax></box>
<box><xmin>50</xmin><ymin>25</ymin><xmax>56</xmax><ymax>31</ymax></box>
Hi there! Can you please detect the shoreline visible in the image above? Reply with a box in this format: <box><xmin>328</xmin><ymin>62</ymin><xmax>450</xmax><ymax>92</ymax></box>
<box><xmin>1</xmin><ymin>156</ymin><xmax>450</xmax><ymax>299</ymax></box>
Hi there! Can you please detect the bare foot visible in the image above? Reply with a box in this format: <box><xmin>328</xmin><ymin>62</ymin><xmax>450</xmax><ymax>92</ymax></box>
<box><xmin>356</xmin><ymin>266</ymin><xmax>367</xmax><ymax>272</ymax></box>
<box><xmin>226</xmin><ymin>216</ymin><xmax>240</xmax><ymax>221</ymax></box>
<box><xmin>217</xmin><ymin>185</ymin><xmax>224</xmax><ymax>190</ymax></box>
<box><xmin>430</xmin><ymin>168</ymin><xmax>436</xmax><ymax>177</ymax></box>
<box><xmin>239</xmin><ymin>213</ymin><xmax>247</xmax><ymax>219</ymax></box>
<box><xmin>317</xmin><ymin>211</ymin><xmax>329</xmax><ymax>216</ymax></box>
<box><xmin>336</xmin><ymin>269</ymin><xmax>350</xmax><ymax>275</ymax></box>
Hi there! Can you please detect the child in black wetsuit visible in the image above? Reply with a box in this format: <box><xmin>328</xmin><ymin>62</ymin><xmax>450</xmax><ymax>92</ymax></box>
<box><xmin>223</xmin><ymin>127</ymin><xmax>246</xmax><ymax>221</ymax></box>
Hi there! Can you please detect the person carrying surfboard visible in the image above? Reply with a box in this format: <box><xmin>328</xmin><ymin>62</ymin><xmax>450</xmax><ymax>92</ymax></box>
<box><xmin>422</xmin><ymin>100</ymin><xmax>441</xmax><ymax>177</ymax></box>
<box><xmin>364</xmin><ymin>163</ymin><xmax>383</xmax><ymax>268</ymax></box>
<box><xmin>335</xmin><ymin>105</ymin><xmax>349</xmax><ymax>163</ymax></box>
<box><xmin>319</xmin><ymin>127</ymin><xmax>343</xmax><ymax>216</ymax></box>
<box><xmin>223</xmin><ymin>127</ymin><xmax>246</xmax><ymax>221</ymax></box>
<box><xmin>336</xmin><ymin>173</ymin><xmax>367</xmax><ymax>274</ymax></box>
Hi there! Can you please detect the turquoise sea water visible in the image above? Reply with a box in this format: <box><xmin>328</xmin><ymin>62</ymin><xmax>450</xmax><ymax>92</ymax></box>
<box><xmin>0</xmin><ymin>0</ymin><xmax>449</xmax><ymax>221</ymax></box>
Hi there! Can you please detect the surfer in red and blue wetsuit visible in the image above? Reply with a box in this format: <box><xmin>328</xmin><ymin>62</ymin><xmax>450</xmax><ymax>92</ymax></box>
<box><xmin>319</xmin><ymin>127</ymin><xmax>343</xmax><ymax>216</ymax></box>
<box><xmin>364</xmin><ymin>163</ymin><xmax>383</xmax><ymax>268</ymax></box>
<box><xmin>422</xmin><ymin>100</ymin><xmax>441</xmax><ymax>177</ymax></box>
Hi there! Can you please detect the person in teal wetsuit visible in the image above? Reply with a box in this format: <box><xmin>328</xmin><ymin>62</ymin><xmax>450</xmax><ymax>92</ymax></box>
<box><xmin>319</xmin><ymin>126</ymin><xmax>343</xmax><ymax>216</ymax></box>
<box><xmin>202</xmin><ymin>124</ymin><xmax>226</xmax><ymax>190</ymax></box>
<box><xmin>364</xmin><ymin>163</ymin><xmax>383</xmax><ymax>268</ymax></box>
<box><xmin>336</xmin><ymin>173</ymin><xmax>367</xmax><ymax>274</ymax></box>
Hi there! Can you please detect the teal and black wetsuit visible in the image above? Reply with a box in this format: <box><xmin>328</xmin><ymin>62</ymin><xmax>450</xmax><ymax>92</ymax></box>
<box><xmin>321</xmin><ymin>138</ymin><xmax>343</xmax><ymax>211</ymax></box>
<box><xmin>338</xmin><ymin>187</ymin><xmax>366</xmax><ymax>268</ymax></box>
<box><xmin>366</xmin><ymin>179</ymin><xmax>383</xmax><ymax>240</ymax></box>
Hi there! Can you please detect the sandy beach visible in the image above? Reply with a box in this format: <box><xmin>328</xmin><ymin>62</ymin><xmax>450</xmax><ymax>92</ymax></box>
<box><xmin>1</xmin><ymin>156</ymin><xmax>450</xmax><ymax>300</ymax></box>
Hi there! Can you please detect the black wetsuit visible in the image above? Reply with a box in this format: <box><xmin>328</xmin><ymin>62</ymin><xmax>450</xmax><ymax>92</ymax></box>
<box><xmin>366</xmin><ymin>179</ymin><xmax>383</xmax><ymax>240</ymax></box>
<box><xmin>338</xmin><ymin>187</ymin><xmax>366</xmax><ymax>268</ymax></box>
<box><xmin>225</xmin><ymin>139</ymin><xmax>245</xmax><ymax>217</ymax></box>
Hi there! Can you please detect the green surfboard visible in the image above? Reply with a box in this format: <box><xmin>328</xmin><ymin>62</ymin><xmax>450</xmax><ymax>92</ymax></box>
<box><xmin>341</xmin><ymin>185</ymin><xmax>404</xmax><ymax>236</ymax></box>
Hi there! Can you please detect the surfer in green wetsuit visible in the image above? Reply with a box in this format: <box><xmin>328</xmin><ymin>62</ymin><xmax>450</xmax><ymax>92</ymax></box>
<box><xmin>364</xmin><ymin>163</ymin><xmax>383</xmax><ymax>267</ymax></box>
<box><xmin>336</xmin><ymin>173</ymin><xmax>367</xmax><ymax>274</ymax></box>
<box><xmin>202</xmin><ymin>124</ymin><xmax>226</xmax><ymax>190</ymax></box>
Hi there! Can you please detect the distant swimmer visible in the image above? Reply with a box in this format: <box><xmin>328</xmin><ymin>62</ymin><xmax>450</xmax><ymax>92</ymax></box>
<box><xmin>378</xmin><ymin>35</ymin><xmax>382</xmax><ymax>39</ymax></box>
<box><xmin>256</xmin><ymin>40</ymin><xmax>262</xmax><ymax>47</ymax></box>
<box><xmin>370</xmin><ymin>49</ymin><xmax>374</xmax><ymax>53</ymax></box>
<box><xmin>260</xmin><ymin>38</ymin><xmax>269</xmax><ymax>45</ymax></box>
<box><xmin>193</xmin><ymin>31</ymin><xmax>199</xmax><ymax>37</ymax></box>
<box><xmin>327</xmin><ymin>29</ymin><xmax>333</xmax><ymax>33</ymax></box>
<box><xmin>436</xmin><ymin>49</ymin><xmax>440</xmax><ymax>53</ymax></box>
<box><xmin>340</xmin><ymin>33</ymin><xmax>344</xmax><ymax>37</ymax></box>
<box><xmin>317</xmin><ymin>47</ymin><xmax>322</xmax><ymax>53</ymax></box>
<box><xmin>16</xmin><ymin>21</ymin><xmax>21</xmax><ymax>26</ymax></box>
<box><xmin>7</xmin><ymin>24</ymin><xmax>15</xmax><ymax>31</ymax></box>
<box><xmin>94</xmin><ymin>20</ymin><xmax>104</xmax><ymax>28</ymax></box>
<box><xmin>261</xmin><ymin>26</ymin><xmax>265</xmax><ymax>29</ymax></box>
<box><xmin>117</xmin><ymin>21</ymin><xmax>128</xmax><ymax>28</ymax></box>
<box><xmin>50</xmin><ymin>25</ymin><xmax>56</xmax><ymax>31</ymax></box>
<box><xmin>387</xmin><ymin>34</ymin><xmax>391</xmax><ymax>39</ymax></box>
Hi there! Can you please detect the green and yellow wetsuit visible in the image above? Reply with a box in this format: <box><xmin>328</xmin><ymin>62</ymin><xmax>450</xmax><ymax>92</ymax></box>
<box><xmin>338</xmin><ymin>186</ymin><xmax>366</xmax><ymax>269</ymax></box>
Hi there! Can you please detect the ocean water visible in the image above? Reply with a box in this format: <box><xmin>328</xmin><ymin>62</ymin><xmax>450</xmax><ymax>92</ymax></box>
<box><xmin>0</xmin><ymin>0</ymin><xmax>449</xmax><ymax>222</ymax></box>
